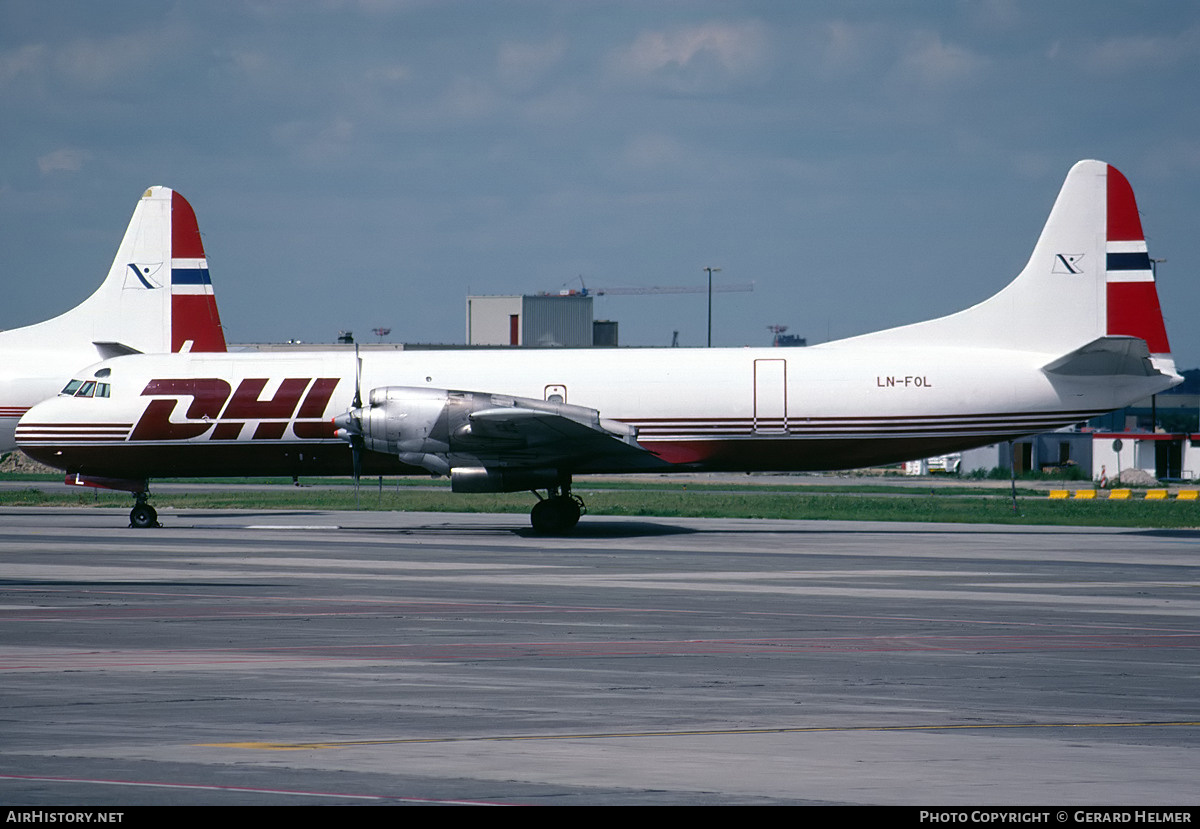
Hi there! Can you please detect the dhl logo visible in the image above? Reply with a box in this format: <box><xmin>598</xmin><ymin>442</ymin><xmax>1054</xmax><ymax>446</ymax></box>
<box><xmin>131</xmin><ymin>378</ymin><xmax>341</xmax><ymax>441</ymax></box>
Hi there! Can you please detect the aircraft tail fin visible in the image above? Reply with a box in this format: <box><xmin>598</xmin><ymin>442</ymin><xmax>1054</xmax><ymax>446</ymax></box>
<box><xmin>839</xmin><ymin>161</ymin><xmax>1172</xmax><ymax>365</ymax></box>
<box><xmin>25</xmin><ymin>187</ymin><xmax>227</xmax><ymax>357</ymax></box>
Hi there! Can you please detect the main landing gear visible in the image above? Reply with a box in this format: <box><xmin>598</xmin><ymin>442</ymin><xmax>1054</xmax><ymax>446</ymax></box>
<box><xmin>129</xmin><ymin>491</ymin><xmax>159</xmax><ymax>529</ymax></box>
<box><xmin>530</xmin><ymin>481</ymin><xmax>584</xmax><ymax>535</ymax></box>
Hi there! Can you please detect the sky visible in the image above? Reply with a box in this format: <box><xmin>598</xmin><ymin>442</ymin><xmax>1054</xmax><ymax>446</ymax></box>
<box><xmin>3</xmin><ymin>1</ymin><xmax>1200</xmax><ymax>364</ymax></box>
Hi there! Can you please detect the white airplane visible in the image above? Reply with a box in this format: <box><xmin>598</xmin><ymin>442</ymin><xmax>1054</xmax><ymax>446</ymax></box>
<box><xmin>17</xmin><ymin>160</ymin><xmax>1180</xmax><ymax>532</ymax></box>
<box><xmin>0</xmin><ymin>187</ymin><xmax>226</xmax><ymax>451</ymax></box>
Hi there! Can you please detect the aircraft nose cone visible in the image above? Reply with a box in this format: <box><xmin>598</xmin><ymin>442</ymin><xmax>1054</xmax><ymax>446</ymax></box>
<box><xmin>15</xmin><ymin>397</ymin><xmax>76</xmax><ymax>470</ymax></box>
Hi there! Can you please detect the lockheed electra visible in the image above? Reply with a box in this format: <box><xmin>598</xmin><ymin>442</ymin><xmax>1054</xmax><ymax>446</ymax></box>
<box><xmin>17</xmin><ymin>161</ymin><xmax>1180</xmax><ymax>533</ymax></box>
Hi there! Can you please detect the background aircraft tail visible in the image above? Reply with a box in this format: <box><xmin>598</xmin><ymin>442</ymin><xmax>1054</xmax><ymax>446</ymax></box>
<box><xmin>20</xmin><ymin>186</ymin><xmax>227</xmax><ymax>358</ymax></box>
<box><xmin>839</xmin><ymin>160</ymin><xmax>1173</xmax><ymax>367</ymax></box>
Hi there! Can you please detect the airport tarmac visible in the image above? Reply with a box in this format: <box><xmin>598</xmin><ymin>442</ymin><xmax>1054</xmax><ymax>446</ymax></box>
<box><xmin>0</xmin><ymin>506</ymin><xmax>1197</xmax><ymax>806</ymax></box>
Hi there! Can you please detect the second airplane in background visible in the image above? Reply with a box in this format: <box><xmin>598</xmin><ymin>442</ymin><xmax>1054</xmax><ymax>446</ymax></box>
<box><xmin>18</xmin><ymin>161</ymin><xmax>1181</xmax><ymax>532</ymax></box>
<box><xmin>0</xmin><ymin>187</ymin><xmax>226</xmax><ymax>450</ymax></box>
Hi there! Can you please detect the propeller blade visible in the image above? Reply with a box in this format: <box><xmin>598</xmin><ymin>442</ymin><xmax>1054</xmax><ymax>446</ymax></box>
<box><xmin>352</xmin><ymin>435</ymin><xmax>362</xmax><ymax>509</ymax></box>
<box><xmin>353</xmin><ymin>344</ymin><xmax>362</xmax><ymax>409</ymax></box>
<box><xmin>348</xmin><ymin>345</ymin><xmax>364</xmax><ymax>508</ymax></box>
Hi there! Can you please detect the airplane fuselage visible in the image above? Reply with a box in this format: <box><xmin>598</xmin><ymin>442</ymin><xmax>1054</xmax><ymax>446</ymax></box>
<box><xmin>16</xmin><ymin>343</ymin><xmax>1170</xmax><ymax>480</ymax></box>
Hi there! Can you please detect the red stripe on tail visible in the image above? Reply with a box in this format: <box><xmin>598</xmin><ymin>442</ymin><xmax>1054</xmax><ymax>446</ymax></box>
<box><xmin>1105</xmin><ymin>165</ymin><xmax>1170</xmax><ymax>354</ymax></box>
<box><xmin>171</xmin><ymin>191</ymin><xmax>227</xmax><ymax>352</ymax></box>
<box><xmin>171</xmin><ymin>295</ymin><xmax>227</xmax><ymax>353</ymax></box>
<box><xmin>1106</xmin><ymin>283</ymin><xmax>1169</xmax><ymax>354</ymax></box>
<box><xmin>171</xmin><ymin>191</ymin><xmax>206</xmax><ymax>259</ymax></box>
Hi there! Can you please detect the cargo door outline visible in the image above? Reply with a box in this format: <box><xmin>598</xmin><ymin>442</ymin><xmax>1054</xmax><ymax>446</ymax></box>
<box><xmin>753</xmin><ymin>359</ymin><xmax>787</xmax><ymax>433</ymax></box>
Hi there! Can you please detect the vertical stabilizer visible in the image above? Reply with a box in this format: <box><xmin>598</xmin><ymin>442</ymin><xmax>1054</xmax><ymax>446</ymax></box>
<box><xmin>834</xmin><ymin>161</ymin><xmax>1172</xmax><ymax>364</ymax></box>
<box><xmin>90</xmin><ymin>186</ymin><xmax>226</xmax><ymax>355</ymax></box>
<box><xmin>0</xmin><ymin>186</ymin><xmax>226</xmax><ymax>450</ymax></box>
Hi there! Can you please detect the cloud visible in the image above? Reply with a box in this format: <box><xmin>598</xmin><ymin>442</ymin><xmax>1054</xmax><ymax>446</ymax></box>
<box><xmin>820</xmin><ymin>20</ymin><xmax>876</xmax><ymax>74</ymax></box>
<box><xmin>0</xmin><ymin>43</ymin><xmax>47</xmax><ymax>88</ymax></box>
<box><xmin>365</xmin><ymin>62</ymin><xmax>411</xmax><ymax>85</ymax></box>
<box><xmin>273</xmin><ymin>117</ymin><xmax>356</xmax><ymax>165</ymax></box>
<box><xmin>1073</xmin><ymin>27</ymin><xmax>1200</xmax><ymax>76</ymax></box>
<box><xmin>608</xmin><ymin>20</ymin><xmax>770</xmax><ymax>93</ymax></box>
<box><xmin>441</xmin><ymin>75</ymin><xmax>501</xmax><ymax>120</ymax></box>
<box><xmin>497</xmin><ymin>36</ymin><xmax>567</xmax><ymax>91</ymax></box>
<box><xmin>965</xmin><ymin>0</ymin><xmax>1026</xmax><ymax>32</ymax></box>
<box><xmin>618</xmin><ymin>132</ymin><xmax>691</xmax><ymax>172</ymax></box>
<box><xmin>813</xmin><ymin>21</ymin><xmax>986</xmax><ymax>93</ymax></box>
<box><xmin>894</xmin><ymin>31</ymin><xmax>986</xmax><ymax>90</ymax></box>
<box><xmin>36</xmin><ymin>147</ymin><xmax>90</xmax><ymax>174</ymax></box>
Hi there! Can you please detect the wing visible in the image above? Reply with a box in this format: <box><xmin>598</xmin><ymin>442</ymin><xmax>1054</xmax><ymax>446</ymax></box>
<box><xmin>464</xmin><ymin>405</ymin><xmax>656</xmax><ymax>469</ymax></box>
<box><xmin>334</xmin><ymin>385</ymin><xmax>668</xmax><ymax>483</ymax></box>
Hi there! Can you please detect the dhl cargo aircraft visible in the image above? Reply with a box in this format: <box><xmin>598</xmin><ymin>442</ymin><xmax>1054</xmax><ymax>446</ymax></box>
<box><xmin>0</xmin><ymin>187</ymin><xmax>226</xmax><ymax>451</ymax></box>
<box><xmin>17</xmin><ymin>161</ymin><xmax>1179</xmax><ymax>532</ymax></box>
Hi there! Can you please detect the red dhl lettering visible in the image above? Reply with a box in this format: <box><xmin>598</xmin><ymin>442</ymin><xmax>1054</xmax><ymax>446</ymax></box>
<box><xmin>130</xmin><ymin>378</ymin><xmax>340</xmax><ymax>441</ymax></box>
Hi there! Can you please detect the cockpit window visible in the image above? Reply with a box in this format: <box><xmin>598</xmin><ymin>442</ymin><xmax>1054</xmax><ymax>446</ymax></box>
<box><xmin>61</xmin><ymin>380</ymin><xmax>83</xmax><ymax>396</ymax></box>
<box><xmin>95</xmin><ymin>383</ymin><xmax>110</xmax><ymax>398</ymax></box>
<box><xmin>74</xmin><ymin>381</ymin><xmax>96</xmax><ymax>398</ymax></box>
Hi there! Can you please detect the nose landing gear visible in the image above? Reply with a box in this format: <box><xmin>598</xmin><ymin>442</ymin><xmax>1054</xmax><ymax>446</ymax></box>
<box><xmin>130</xmin><ymin>491</ymin><xmax>159</xmax><ymax>529</ymax></box>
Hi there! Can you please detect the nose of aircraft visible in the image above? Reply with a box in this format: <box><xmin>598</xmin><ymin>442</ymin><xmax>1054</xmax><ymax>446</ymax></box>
<box><xmin>15</xmin><ymin>396</ymin><xmax>67</xmax><ymax>469</ymax></box>
<box><xmin>15</xmin><ymin>394</ymin><xmax>126</xmax><ymax>471</ymax></box>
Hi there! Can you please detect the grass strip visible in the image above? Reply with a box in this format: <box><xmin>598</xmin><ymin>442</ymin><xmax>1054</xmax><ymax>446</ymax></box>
<box><xmin>2</xmin><ymin>485</ymin><xmax>1196</xmax><ymax>529</ymax></box>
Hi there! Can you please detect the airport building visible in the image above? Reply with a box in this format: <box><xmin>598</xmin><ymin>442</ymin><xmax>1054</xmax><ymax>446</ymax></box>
<box><xmin>465</xmin><ymin>293</ymin><xmax>617</xmax><ymax>347</ymax></box>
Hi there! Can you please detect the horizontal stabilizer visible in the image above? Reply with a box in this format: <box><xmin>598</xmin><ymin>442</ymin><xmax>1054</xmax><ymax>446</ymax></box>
<box><xmin>1041</xmin><ymin>337</ymin><xmax>1161</xmax><ymax>377</ymax></box>
<box><xmin>93</xmin><ymin>341</ymin><xmax>143</xmax><ymax>359</ymax></box>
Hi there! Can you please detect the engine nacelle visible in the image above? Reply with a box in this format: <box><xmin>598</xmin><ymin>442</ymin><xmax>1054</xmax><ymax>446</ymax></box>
<box><xmin>334</xmin><ymin>386</ymin><xmax>632</xmax><ymax>478</ymax></box>
<box><xmin>358</xmin><ymin>387</ymin><xmax>451</xmax><ymax>457</ymax></box>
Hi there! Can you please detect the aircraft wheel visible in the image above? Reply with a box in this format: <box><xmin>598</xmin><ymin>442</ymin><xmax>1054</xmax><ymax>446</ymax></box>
<box><xmin>530</xmin><ymin>495</ymin><xmax>581</xmax><ymax>535</ymax></box>
<box><xmin>530</xmin><ymin>498</ymin><xmax>559</xmax><ymax>534</ymax></box>
<box><xmin>130</xmin><ymin>503</ymin><xmax>158</xmax><ymax>529</ymax></box>
<box><xmin>556</xmin><ymin>495</ymin><xmax>582</xmax><ymax>532</ymax></box>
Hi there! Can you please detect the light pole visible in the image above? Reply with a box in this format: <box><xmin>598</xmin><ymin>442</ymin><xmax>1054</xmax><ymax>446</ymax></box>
<box><xmin>704</xmin><ymin>266</ymin><xmax>721</xmax><ymax>347</ymax></box>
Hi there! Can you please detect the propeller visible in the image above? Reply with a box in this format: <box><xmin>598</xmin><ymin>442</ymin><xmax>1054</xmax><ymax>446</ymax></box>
<box><xmin>350</xmin><ymin>346</ymin><xmax>363</xmax><ymax>507</ymax></box>
<box><xmin>331</xmin><ymin>346</ymin><xmax>365</xmax><ymax>508</ymax></box>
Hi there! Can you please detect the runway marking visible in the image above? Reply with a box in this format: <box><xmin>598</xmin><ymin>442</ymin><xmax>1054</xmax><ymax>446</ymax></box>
<box><xmin>5</xmin><ymin>586</ymin><xmax>1196</xmax><ymax>634</ymax></box>
<box><xmin>209</xmin><ymin>720</ymin><xmax>1200</xmax><ymax>751</ymax></box>
<box><xmin>243</xmin><ymin>525</ymin><xmax>341</xmax><ymax>529</ymax></box>
<box><xmin>0</xmin><ymin>773</ymin><xmax>509</xmax><ymax>804</ymax></box>
<box><xmin>5</xmin><ymin>629</ymin><xmax>1199</xmax><ymax>670</ymax></box>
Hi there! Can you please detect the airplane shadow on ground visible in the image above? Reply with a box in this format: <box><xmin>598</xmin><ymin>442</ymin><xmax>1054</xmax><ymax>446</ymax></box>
<box><xmin>512</xmin><ymin>521</ymin><xmax>698</xmax><ymax>539</ymax></box>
